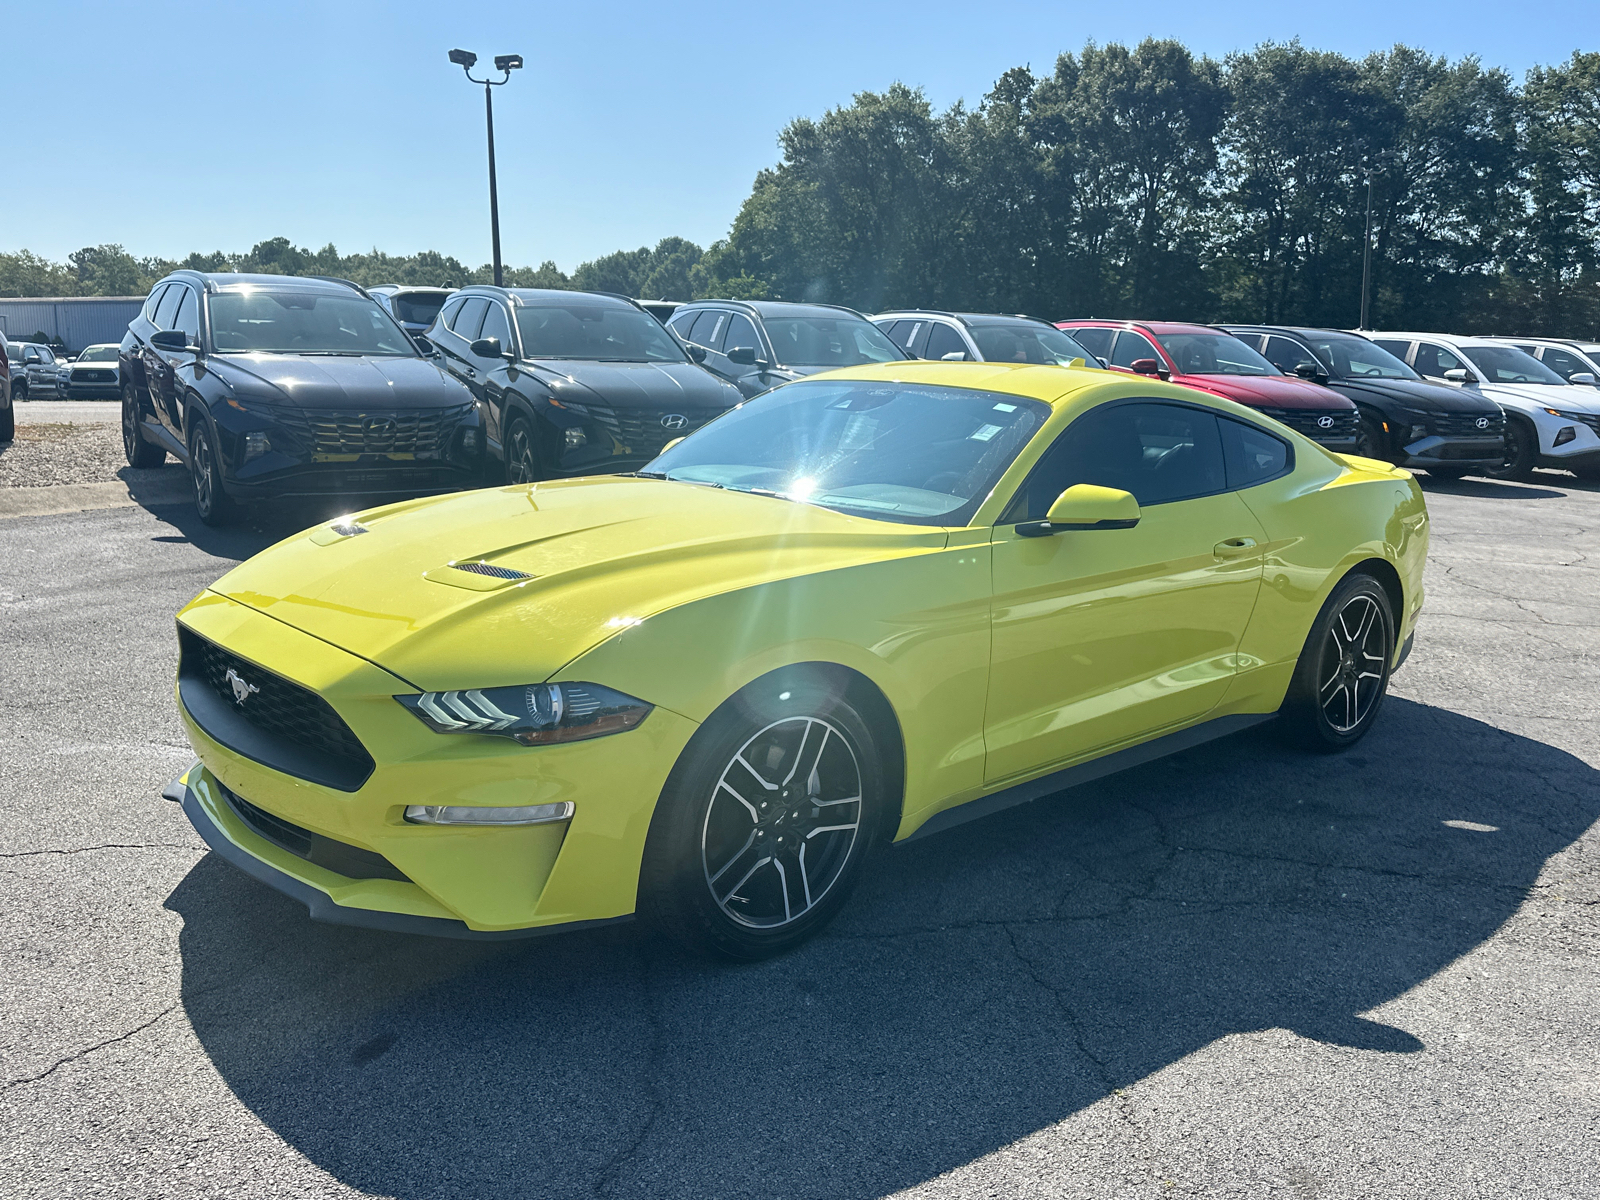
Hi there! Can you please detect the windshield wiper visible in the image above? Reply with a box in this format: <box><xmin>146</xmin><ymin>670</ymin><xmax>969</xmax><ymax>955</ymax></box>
<box><xmin>296</xmin><ymin>350</ymin><xmax>373</xmax><ymax>357</ymax></box>
<box><xmin>632</xmin><ymin>470</ymin><xmax>669</xmax><ymax>479</ymax></box>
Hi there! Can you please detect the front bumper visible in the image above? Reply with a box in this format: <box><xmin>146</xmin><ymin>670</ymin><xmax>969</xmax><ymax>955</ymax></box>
<box><xmin>1400</xmin><ymin>434</ymin><xmax>1504</xmax><ymax>468</ymax></box>
<box><xmin>173</xmin><ymin>591</ymin><xmax>699</xmax><ymax>933</ymax></box>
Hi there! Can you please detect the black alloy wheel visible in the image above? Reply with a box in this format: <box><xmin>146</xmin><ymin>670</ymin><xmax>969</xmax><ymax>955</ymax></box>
<box><xmin>1354</xmin><ymin>411</ymin><xmax>1391</xmax><ymax>462</ymax></box>
<box><xmin>1279</xmin><ymin>572</ymin><xmax>1395</xmax><ymax>752</ymax></box>
<box><xmin>11</xmin><ymin>378</ymin><xmax>26</xmax><ymax>402</ymax></box>
<box><xmin>639</xmin><ymin>677</ymin><xmax>887</xmax><ymax>960</ymax></box>
<box><xmin>504</xmin><ymin>416</ymin><xmax>541</xmax><ymax>485</ymax></box>
<box><xmin>188</xmin><ymin>417</ymin><xmax>237</xmax><ymax>527</ymax></box>
<box><xmin>1483</xmin><ymin>415</ymin><xmax>1537</xmax><ymax>482</ymax></box>
<box><xmin>122</xmin><ymin>383</ymin><xmax>165</xmax><ymax>467</ymax></box>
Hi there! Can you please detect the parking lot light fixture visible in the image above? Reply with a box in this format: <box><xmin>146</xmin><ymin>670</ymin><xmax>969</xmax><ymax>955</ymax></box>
<box><xmin>449</xmin><ymin>49</ymin><xmax>523</xmax><ymax>287</ymax></box>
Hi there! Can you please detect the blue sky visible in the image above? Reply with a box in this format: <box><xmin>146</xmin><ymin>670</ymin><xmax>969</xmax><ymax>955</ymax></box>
<box><xmin>4</xmin><ymin>0</ymin><xmax>1591</xmax><ymax>272</ymax></box>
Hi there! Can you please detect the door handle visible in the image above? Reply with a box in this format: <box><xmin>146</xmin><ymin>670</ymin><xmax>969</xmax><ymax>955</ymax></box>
<box><xmin>1213</xmin><ymin>537</ymin><xmax>1259</xmax><ymax>558</ymax></box>
<box><xmin>465</xmin><ymin>367</ymin><xmax>477</xmax><ymax>378</ymax></box>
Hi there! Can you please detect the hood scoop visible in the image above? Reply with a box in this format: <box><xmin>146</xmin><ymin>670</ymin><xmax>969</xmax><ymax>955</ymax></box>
<box><xmin>423</xmin><ymin>560</ymin><xmax>536</xmax><ymax>592</ymax></box>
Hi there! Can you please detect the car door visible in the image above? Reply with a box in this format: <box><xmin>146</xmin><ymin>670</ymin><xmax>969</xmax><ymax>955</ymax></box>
<box><xmin>438</xmin><ymin>296</ymin><xmax>489</xmax><ymax>389</ymax></box>
<box><xmin>686</xmin><ymin>309</ymin><xmax>731</xmax><ymax>380</ymax></box>
<box><xmin>472</xmin><ymin>299</ymin><xmax>516</xmax><ymax>446</ymax></box>
<box><xmin>717</xmin><ymin>313</ymin><xmax>769</xmax><ymax>397</ymax></box>
<box><xmin>30</xmin><ymin>346</ymin><xmax>56</xmax><ymax>391</ymax></box>
<box><xmin>158</xmin><ymin>284</ymin><xmax>202</xmax><ymax>436</ymax></box>
<box><xmin>1109</xmin><ymin>329</ymin><xmax>1164</xmax><ymax>374</ymax></box>
<box><xmin>983</xmin><ymin>399</ymin><xmax>1267</xmax><ymax>784</ymax></box>
<box><xmin>141</xmin><ymin>283</ymin><xmax>183</xmax><ymax>413</ymax></box>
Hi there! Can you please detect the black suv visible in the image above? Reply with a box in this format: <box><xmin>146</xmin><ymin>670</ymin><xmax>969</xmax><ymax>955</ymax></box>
<box><xmin>664</xmin><ymin>300</ymin><xmax>907</xmax><ymax>398</ymax></box>
<box><xmin>1220</xmin><ymin>325</ymin><xmax>1505</xmax><ymax>478</ymax></box>
<box><xmin>120</xmin><ymin>272</ymin><xmax>483</xmax><ymax>524</ymax></box>
<box><xmin>426</xmin><ymin>287</ymin><xmax>743</xmax><ymax>481</ymax></box>
<box><xmin>369</xmin><ymin>285</ymin><xmax>456</xmax><ymax>344</ymax></box>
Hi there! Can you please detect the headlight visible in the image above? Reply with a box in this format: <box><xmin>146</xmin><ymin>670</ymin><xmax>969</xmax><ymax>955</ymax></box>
<box><xmin>395</xmin><ymin>682</ymin><xmax>652</xmax><ymax>745</ymax></box>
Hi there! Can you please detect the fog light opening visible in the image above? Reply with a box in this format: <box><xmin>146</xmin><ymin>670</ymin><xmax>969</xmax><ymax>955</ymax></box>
<box><xmin>1553</xmin><ymin>425</ymin><xmax>1576</xmax><ymax>447</ymax></box>
<box><xmin>564</xmin><ymin>426</ymin><xmax>587</xmax><ymax>449</ymax></box>
<box><xmin>243</xmin><ymin>431</ymin><xmax>271</xmax><ymax>461</ymax></box>
<box><xmin>404</xmin><ymin>801</ymin><xmax>575</xmax><ymax>826</ymax></box>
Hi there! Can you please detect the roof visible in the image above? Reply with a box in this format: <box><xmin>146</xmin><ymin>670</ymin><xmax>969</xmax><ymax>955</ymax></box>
<box><xmin>1057</xmin><ymin>319</ymin><xmax>1219</xmax><ymax>336</ymax></box>
<box><xmin>457</xmin><ymin>286</ymin><xmax>641</xmax><ymax>309</ymax></box>
<box><xmin>873</xmin><ymin>309</ymin><xmax>1056</xmax><ymax>327</ymax></box>
<box><xmin>681</xmin><ymin>299</ymin><xmax>872</xmax><ymax>320</ymax></box>
<box><xmin>1362</xmin><ymin>330</ymin><xmax>1507</xmax><ymax>349</ymax></box>
<box><xmin>167</xmin><ymin>272</ymin><xmax>366</xmax><ymax>295</ymax></box>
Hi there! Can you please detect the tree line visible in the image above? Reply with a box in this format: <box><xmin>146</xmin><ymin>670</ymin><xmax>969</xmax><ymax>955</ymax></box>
<box><xmin>5</xmin><ymin>41</ymin><xmax>1597</xmax><ymax>337</ymax></box>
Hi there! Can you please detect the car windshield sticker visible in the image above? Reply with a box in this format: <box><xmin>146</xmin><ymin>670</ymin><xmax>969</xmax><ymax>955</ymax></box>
<box><xmin>970</xmin><ymin>423</ymin><xmax>1002</xmax><ymax>442</ymax></box>
<box><xmin>992</xmin><ymin>403</ymin><xmax>1017</xmax><ymax>412</ymax></box>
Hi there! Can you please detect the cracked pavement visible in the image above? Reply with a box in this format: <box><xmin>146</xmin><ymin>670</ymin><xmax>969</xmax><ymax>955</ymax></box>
<box><xmin>2</xmin><ymin>474</ymin><xmax>1597</xmax><ymax>1198</ymax></box>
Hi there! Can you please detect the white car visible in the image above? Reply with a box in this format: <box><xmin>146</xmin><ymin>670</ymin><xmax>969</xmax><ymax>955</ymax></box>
<box><xmin>1494</xmin><ymin>337</ymin><xmax>1600</xmax><ymax>389</ymax></box>
<box><xmin>1364</xmin><ymin>332</ymin><xmax>1600</xmax><ymax>481</ymax></box>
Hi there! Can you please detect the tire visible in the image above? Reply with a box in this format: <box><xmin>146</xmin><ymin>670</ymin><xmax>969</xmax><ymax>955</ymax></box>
<box><xmin>638</xmin><ymin>675</ymin><xmax>888</xmax><ymax>961</ymax></box>
<box><xmin>188</xmin><ymin>416</ymin><xmax>237</xmax><ymax>526</ymax></box>
<box><xmin>0</xmin><ymin>394</ymin><xmax>12</xmax><ymax>443</ymax></box>
<box><xmin>1278</xmin><ymin>572</ymin><xmax>1396</xmax><ymax>753</ymax></box>
<box><xmin>1482</xmin><ymin>415</ymin><xmax>1537</xmax><ymax>482</ymax></box>
<box><xmin>504</xmin><ymin>414</ymin><xmax>542</xmax><ymax>484</ymax></box>
<box><xmin>1354</xmin><ymin>410</ymin><xmax>1390</xmax><ymax>462</ymax></box>
<box><xmin>12</xmin><ymin>378</ymin><xmax>27</xmax><ymax>401</ymax></box>
<box><xmin>122</xmin><ymin>383</ymin><xmax>165</xmax><ymax>467</ymax></box>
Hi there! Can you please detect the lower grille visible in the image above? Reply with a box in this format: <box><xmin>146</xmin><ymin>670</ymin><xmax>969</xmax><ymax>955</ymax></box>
<box><xmin>221</xmin><ymin>784</ymin><xmax>410</xmax><ymax>882</ymax></box>
<box><xmin>273</xmin><ymin>403</ymin><xmax>474</xmax><ymax>457</ymax></box>
<box><xmin>178</xmin><ymin>626</ymin><xmax>375</xmax><ymax>792</ymax></box>
<box><xmin>1256</xmin><ymin>406</ymin><xmax>1360</xmax><ymax>442</ymax></box>
<box><xmin>561</xmin><ymin>403</ymin><xmax>726</xmax><ymax>458</ymax></box>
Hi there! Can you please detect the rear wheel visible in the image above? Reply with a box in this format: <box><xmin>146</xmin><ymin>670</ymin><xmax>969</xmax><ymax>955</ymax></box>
<box><xmin>122</xmin><ymin>383</ymin><xmax>165</xmax><ymax>467</ymax></box>
<box><xmin>1483</xmin><ymin>415</ymin><xmax>1537</xmax><ymax>482</ymax></box>
<box><xmin>639</xmin><ymin>677</ymin><xmax>887</xmax><ymax>960</ymax></box>
<box><xmin>1278</xmin><ymin>572</ymin><xmax>1395</xmax><ymax>753</ymax></box>
<box><xmin>11</xmin><ymin>378</ymin><xmax>27</xmax><ymax>401</ymax></box>
<box><xmin>504</xmin><ymin>415</ymin><xmax>541</xmax><ymax>484</ymax></box>
<box><xmin>0</xmin><ymin>392</ymin><xmax>12</xmax><ymax>443</ymax></box>
<box><xmin>188</xmin><ymin>417</ymin><xmax>237</xmax><ymax>526</ymax></box>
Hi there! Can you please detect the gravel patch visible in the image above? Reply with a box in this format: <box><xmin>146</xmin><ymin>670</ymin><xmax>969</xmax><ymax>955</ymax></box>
<box><xmin>0</xmin><ymin>421</ymin><xmax>183</xmax><ymax>489</ymax></box>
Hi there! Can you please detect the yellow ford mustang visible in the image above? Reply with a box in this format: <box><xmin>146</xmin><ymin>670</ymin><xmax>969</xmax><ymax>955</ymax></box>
<box><xmin>167</xmin><ymin>361</ymin><xmax>1428</xmax><ymax>959</ymax></box>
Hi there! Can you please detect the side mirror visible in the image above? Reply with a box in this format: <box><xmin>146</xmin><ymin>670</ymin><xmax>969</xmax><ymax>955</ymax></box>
<box><xmin>1442</xmin><ymin>368</ymin><xmax>1471</xmax><ymax>384</ymax></box>
<box><xmin>23</xmin><ymin>349</ymin><xmax>40</xmax><ymax>364</ymax></box>
<box><xmin>940</xmin><ymin>351</ymin><xmax>967</xmax><ymax>361</ymax></box>
<box><xmin>686</xmin><ymin>345</ymin><xmax>707</xmax><ymax>363</ymax></box>
<box><xmin>726</xmin><ymin>345</ymin><xmax>758</xmax><ymax>366</ymax></box>
<box><xmin>1017</xmin><ymin>484</ymin><xmax>1141</xmax><ymax>537</ymax></box>
<box><xmin>1570</xmin><ymin>371</ymin><xmax>1597</xmax><ymax>386</ymax></box>
<box><xmin>150</xmin><ymin>329</ymin><xmax>192</xmax><ymax>352</ymax></box>
<box><xmin>1293</xmin><ymin>362</ymin><xmax>1328</xmax><ymax>381</ymax></box>
<box><xmin>470</xmin><ymin>337</ymin><xmax>512</xmax><ymax>360</ymax></box>
<box><xmin>1129</xmin><ymin>357</ymin><xmax>1163</xmax><ymax>377</ymax></box>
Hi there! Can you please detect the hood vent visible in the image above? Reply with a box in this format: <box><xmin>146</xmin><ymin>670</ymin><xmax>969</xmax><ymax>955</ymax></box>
<box><xmin>422</xmin><ymin>559</ymin><xmax>536</xmax><ymax>592</ymax></box>
<box><xmin>451</xmin><ymin>561</ymin><xmax>531</xmax><ymax>580</ymax></box>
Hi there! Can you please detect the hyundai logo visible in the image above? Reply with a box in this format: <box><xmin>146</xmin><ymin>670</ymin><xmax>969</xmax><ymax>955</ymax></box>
<box><xmin>1317</xmin><ymin>415</ymin><xmax>1335</xmax><ymax>429</ymax></box>
<box><xmin>365</xmin><ymin>417</ymin><xmax>397</xmax><ymax>437</ymax></box>
<box><xmin>1476</xmin><ymin>416</ymin><xmax>1490</xmax><ymax>429</ymax></box>
<box><xmin>659</xmin><ymin>413</ymin><xmax>688</xmax><ymax>431</ymax></box>
<box><xmin>224</xmin><ymin>667</ymin><xmax>259</xmax><ymax>706</ymax></box>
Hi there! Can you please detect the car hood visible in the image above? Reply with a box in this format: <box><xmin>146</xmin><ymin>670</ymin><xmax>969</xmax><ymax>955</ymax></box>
<box><xmin>1475</xmin><ymin>381</ymin><xmax>1600</xmax><ymax>413</ymax></box>
<box><xmin>1331</xmin><ymin>376</ymin><xmax>1500</xmax><ymax>414</ymax></box>
<box><xmin>207</xmin><ymin>476</ymin><xmax>949</xmax><ymax>692</ymax></box>
<box><xmin>1174</xmin><ymin>372</ymin><xmax>1352</xmax><ymax>409</ymax></box>
<box><xmin>208</xmin><ymin>353</ymin><xmax>473</xmax><ymax>410</ymax></box>
<box><xmin>522</xmin><ymin>359</ymin><xmax>741</xmax><ymax>409</ymax></box>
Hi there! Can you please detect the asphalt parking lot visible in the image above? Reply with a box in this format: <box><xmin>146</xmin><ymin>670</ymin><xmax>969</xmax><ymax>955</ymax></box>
<box><xmin>2</xmin><ymin>472</ymin><xmax>1597</xmax><ymax>1199</ymax></box>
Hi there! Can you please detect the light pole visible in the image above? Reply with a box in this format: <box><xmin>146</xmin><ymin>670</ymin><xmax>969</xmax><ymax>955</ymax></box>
<box><xmin>1363</xmin><ymin>168</ymin><xmax>1376</xmax><ymax>329</ymax></box>
<box><xmin>449</xmin><ymin>49</ymin><xmax>522</xmax><ymax>287</ymax></box>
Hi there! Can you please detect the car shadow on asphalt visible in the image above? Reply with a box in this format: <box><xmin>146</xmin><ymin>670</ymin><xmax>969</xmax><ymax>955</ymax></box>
<box><xmin>164</xmin><ymin>698</ymin><xmax>1600</xmax><ymax>1199</ymax></box>
<box><xmin>1417</xmin><ymin>476</ymin><xmax>1568</xmax><ymax>500</ymax></box>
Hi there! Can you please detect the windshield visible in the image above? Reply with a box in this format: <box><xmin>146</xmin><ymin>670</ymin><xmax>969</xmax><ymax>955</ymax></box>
<box><xmin>514</xmin><ymin>304</ymin><xmax>686</xmax><ymax>362</ymax></box>
<box><xmin>1461</xmin><ymin>345</ymin><xmax>1567</xmax><ymax>385</ymax></box>
<box><xmin>76</xmin><ymin>345</ymin><xmax>119</xmax><ymax>362</ymax></box>
<box><xmin>208</xmin><ymin>291</ymin><xmax>416</xmax><ymax>356</ymax></box>
<box><xmin>644</xmin><ymin>379</ymin><xmax>1049</xmax><ymax>526</ymax></box>
<box><xmin>764</xmin><ymin>317</ymin><xmax>903</xmax><ymax>367</ymax></box>
<box><xmin>1305</xmin><ymin>333</ymin><xmax>1417</xmax><ymax>380</ymax></box>
<box><xmin>1159</xmin><ymin>332</ymin><xmax>1278</xmax><ymax>376</ymax></box>
<box><xmin>391</xmin><ymin>293</ymin><xmax>448</xmax><ymax>325</ymax></box>
<box><xmin>970</xmin><ymin>322</ymin><xmax>1099</xmax><ymax>366</ymax></box>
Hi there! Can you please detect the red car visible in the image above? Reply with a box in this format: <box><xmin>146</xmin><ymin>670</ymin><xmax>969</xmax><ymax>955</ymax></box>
<box><xmin>1057</xmin><ymin>320</ymin><xmax>1359</xmax><ymax>453</ymax></box>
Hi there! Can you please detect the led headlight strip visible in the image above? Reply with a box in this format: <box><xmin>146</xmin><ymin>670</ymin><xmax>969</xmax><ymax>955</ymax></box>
<box><xmin>395</xmin><ymin>682</ymin><xmax>652</xmax><ymax>746</ymax></box>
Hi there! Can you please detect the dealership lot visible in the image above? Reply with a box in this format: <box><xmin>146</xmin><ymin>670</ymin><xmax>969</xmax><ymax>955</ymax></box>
<box><xmin>1</xmin><ymin>474</ymin><xmax>1597</xmax><ymax>1198</ymax></box>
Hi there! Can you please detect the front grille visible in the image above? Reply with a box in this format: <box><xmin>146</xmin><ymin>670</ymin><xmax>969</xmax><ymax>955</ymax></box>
<box><xmin>221</xmin><ymin>784</ymin><xmax>410</xmax><ymax>882</ymax></box>
<box><xmin>178</xmin><ymin>626</ymin><xmax>375</xmax><ymax>791</ymax></box>
<box><xmin>70</xmin><ymin>368</ymin><xmax>115</xmax><ymax>383</ymax></box>
<box><xmin>1256</xmin><ymin>406</ymin><xmax>1360</xmax><ymax>442</ymax></box>
<box><xmin>561</xmin><ymin>403</ymin><xmax>725</xmax><ymax>458</ymax></box>
<box><xmin>451</xmin><ymin>561</ymin><xmax>531</xmax><ymax>579</ymax></box>
<box><xmin>1433</xmin><ymin>411</ymin><xmax>1504</xmax><ymax>438</ymax></box>
<box><xmin>273</xmin><ymin>402</ymin><xmax>474</xmax><ymax>457</ymax></box>
<box><xmin>1567</xmin><ymin>411</ymin><xmax>1600</xmax><ymax>434</ymax></box>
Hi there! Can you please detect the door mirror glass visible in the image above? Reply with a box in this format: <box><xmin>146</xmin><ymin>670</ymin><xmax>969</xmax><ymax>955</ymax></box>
<box><xmin>1129</xmin><ymin>357</ymin><xmax>1162</xmax><ymax>376</ymax></box>
<box><xmin>726</xmin><ymin>345</ymin><xmax>757</xmax><ymax>366</ymax></box>
<box><xmin>150</xmin><ymin>329</ymin><xmax>189</xmax><ymax>351</ymax></box>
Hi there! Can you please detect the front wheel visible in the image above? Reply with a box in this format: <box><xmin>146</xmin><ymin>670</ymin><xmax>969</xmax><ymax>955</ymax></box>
<box><xmin>188</xmin><ymin>417</ymin><xmax>237</xmax><ymax>526</ymax></box>
<box><xmin>639</xmin><ymin>677</ymin><xmax>888</xmax><ymax>960</ymax></box>
<box><xmin>504</xmin><ymin>415</ymin><xmax>542</xmax><ymax>484</ymax></box>
<box><xmin>122</xmin><ymin>384</ymin><xmax>165</xmax><ymax>467</ymax></box>
<box><xmin>11</xmin><ymin>378</ymin><xmax>26</xmax><ymax>402</ymax></box>
<box><xmin>1482</xmin><ymin>416</ymin><xmax>1537</xmax><ymax>482</ymax></box>
<box><xmin>1278</xmin><ymin>572</ymin><xmax>1395</xmax><ymax>752</ymax></box>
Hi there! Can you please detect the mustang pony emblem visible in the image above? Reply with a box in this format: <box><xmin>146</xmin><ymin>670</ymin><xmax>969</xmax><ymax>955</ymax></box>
<box><xmin>225</xmin><ymin>667</ymin><xmax>260</xmax><ymax>706</ymax></box>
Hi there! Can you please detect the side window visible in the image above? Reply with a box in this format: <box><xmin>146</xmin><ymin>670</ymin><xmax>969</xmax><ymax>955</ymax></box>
<box><xmin>1263</xmin><ymin>335</ymin><xmax>1318</xmax><ymax>374</ymax></box>
<box><xmin>881</xmin><ymin>321</ymin><xmax>917</xmax><ymax>353</ymax></box>
<box><xmin>477</xmin><ymin>303</ymin><xmax>513</xmax><ymax>354</ymax></box>
<box><xmin>723</xmin><ymin>314</ymin><xmax>761</xmax><ymax>358</ymax></box>
<box><xmin>1412</xmin><ymin>342</ymin><xmax>1465</xmax><ymax>379</ymax></box>
<box><xmin>1110</xmin><ymin>330</ymin><xmax>1161</xmax><ymax>369</ymax></box>
<box><xmin>143</xmin><ymin>284</ymin><xmax>170</xmax><ymax>322</ymax></box>
<box><xmin>452</xmin><ymin>298</ymin><xmax>490</xmax><ymax>341</ymax></box>
<box><xmin>173</xmin><ymin>287</ymin><xmax>200</xmax><ymax>342</ymax></box>
<box><xmin>438</xmin><ymin>297</ymin><xmax>467</xmax><ymax>330</ymax></box>
<box><xmin>1220</xmin><ymin>417</ymin><xmax>1291</xmax><ymax>489</ymax></box>
<box><xmin>38</xmin><ymin>347</ymin><xmax>55</xmax><ymax>365</ymax></box>
<box><xmin>1371</xmin><ymin>339</ymin><xmax>1412</xmax><ymax>363</ymax></box>
<box><xmin>688</xmin><ymin>310</ymin><xmax>727</xmax><ymax>351</ymax></box>
<box><xmin>152</xmin><ymin>284</ymin><xmax>183</xmax><ymax>330</ymax></box>
<box><xmin>1003</xmin><ymin>401</ymin><xmax>1228</xmax><ymax>519</ymax></box>
<box><xmin>1068</xmin><ymin>327</ymin><xmax>1113</xmax><ymax>359</ymax></box>
<box><xmin>667</xmin><ymin>311</ymin><xmax>697</xmax><ymax>340</ymax></box>
<box><xmin>925</xmin><ymin>323</ymin><xmax>968</xmax><ymax>360</ymax></box>
<box><xmin>1540</xmin><ymin>347</ymin><xmax>1587</xmax><ymax>379</ymax></box>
